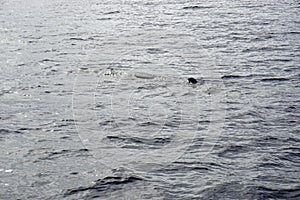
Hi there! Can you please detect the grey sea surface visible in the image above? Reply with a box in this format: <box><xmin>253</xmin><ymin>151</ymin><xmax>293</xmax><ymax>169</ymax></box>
<box><xmin>0</xmin><ymin>0</ymin><xmax>299</xmax><ymax>199</ymax></box>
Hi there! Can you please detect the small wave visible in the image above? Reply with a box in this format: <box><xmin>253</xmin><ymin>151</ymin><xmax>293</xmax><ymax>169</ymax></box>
<box><xmin>40</xmin><ymin>58</ymin><xmax>58</xmax><ymax>62</ymax></box>
<box><xmin>104</xmin><ymin>11</ymin><xmax>120</xmax><ymax>15</ymax></box>
<box><xmin>64</xmin><ymin>175</ymin><xmax>143</xmax><ymax>197</ymax></box>
<box><xmin>221</xmin><ymin>74</ymin><xmax>258</xmax><ymax>79</ymax></box>
<box><xmin>201</xmin><ymin>181</ymin><xmax>259</xmax><ymax>199</ymax></box>
<box><xmin>174</xmin><ymin>161</ymin><xmax>226</xmax><ymax>171</ymax></box>
<box><xmin>146</xmin><ymin>47</ymin><xmax>168</xmax><ymax>54</ymax></box>
<box><xmin>0</xmin><ymin>128</ymin><xmax>22</xmax><ymax>135</ymax></box>
<box><xmin>283</xmin><ymin>31</ymin><xmax>300</xmax><ymax>35</ymax></box>
<box><xmin>97</xmin><ymin>17</ymin><xmax>112</xmax><ymax>20</ymax></box>
<box><xmin>137</xmin><ymin>121</ymin><xmax>160</xmax><ymax>126</ymax></box>
<box><xmin>37</xmin><ymin>149</ymin><xmax>90</xmax><ymax>161</ymax></box>
<box><xmin>169</xmin><ymin>162</ymin><xmax>210</xmax><ymax>172</ymax></box>
<box><xmin>257</xmin><ymin>186</ymin><xmax>300</xmax><ymax>199</ymax></box>
<box><xmin>260</xmin><ymin>77</ymin><xmax>290</xmax><ymax>82</ymax></box>
<box><xmin>217</xmin><ymin>144</ymin><xmax>250</xmax><ymax>158</ymax></box>
<box><xmin>257</xmin><ymin>162</ymin><xmax>284</xmax><ymax>168</ymax></box>
<box><xmin>104</xmin><ymin>135</ymin><xmax>171</xmax><ymax>148</ymax></box>
<box><xmin>182</xmin><ymin>5</ymin><xmax>214</xmax><ymax>10</ymax></box>
<box><xmin>278</xmin><ymin>151</ymin><xmax>300</xmax><ymax>163</ymax></box>
<box><xmin>69</xmin><ymin>37</ymin><xmax>86</xmax><ymax>41</ymax></box>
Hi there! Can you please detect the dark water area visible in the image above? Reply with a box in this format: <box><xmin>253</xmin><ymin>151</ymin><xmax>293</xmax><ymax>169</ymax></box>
<box><xmin>0</xmin><ymin>0</ymin><xmax>299</xmax><ymax>199</ymax></box>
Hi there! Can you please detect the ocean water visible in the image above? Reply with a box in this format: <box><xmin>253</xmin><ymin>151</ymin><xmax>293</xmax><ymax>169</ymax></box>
<box><xmin>0</xmin><ymin>0</ymin><xmax>299</xmax><ymax>199</ymax></box>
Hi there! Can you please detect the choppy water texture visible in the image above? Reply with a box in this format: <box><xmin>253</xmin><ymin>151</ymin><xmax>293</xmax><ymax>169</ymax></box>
<box><xmin>0</xmin><ymin>0</ymin><xmax>299</xmax><ymax>199</ymax></box>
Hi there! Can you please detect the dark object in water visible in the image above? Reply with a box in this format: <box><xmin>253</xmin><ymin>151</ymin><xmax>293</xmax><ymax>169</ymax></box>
<box><xmin>188</xmin><ymin>77</ymin><xmax>197</xmax><ymax>84</ymax></box>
